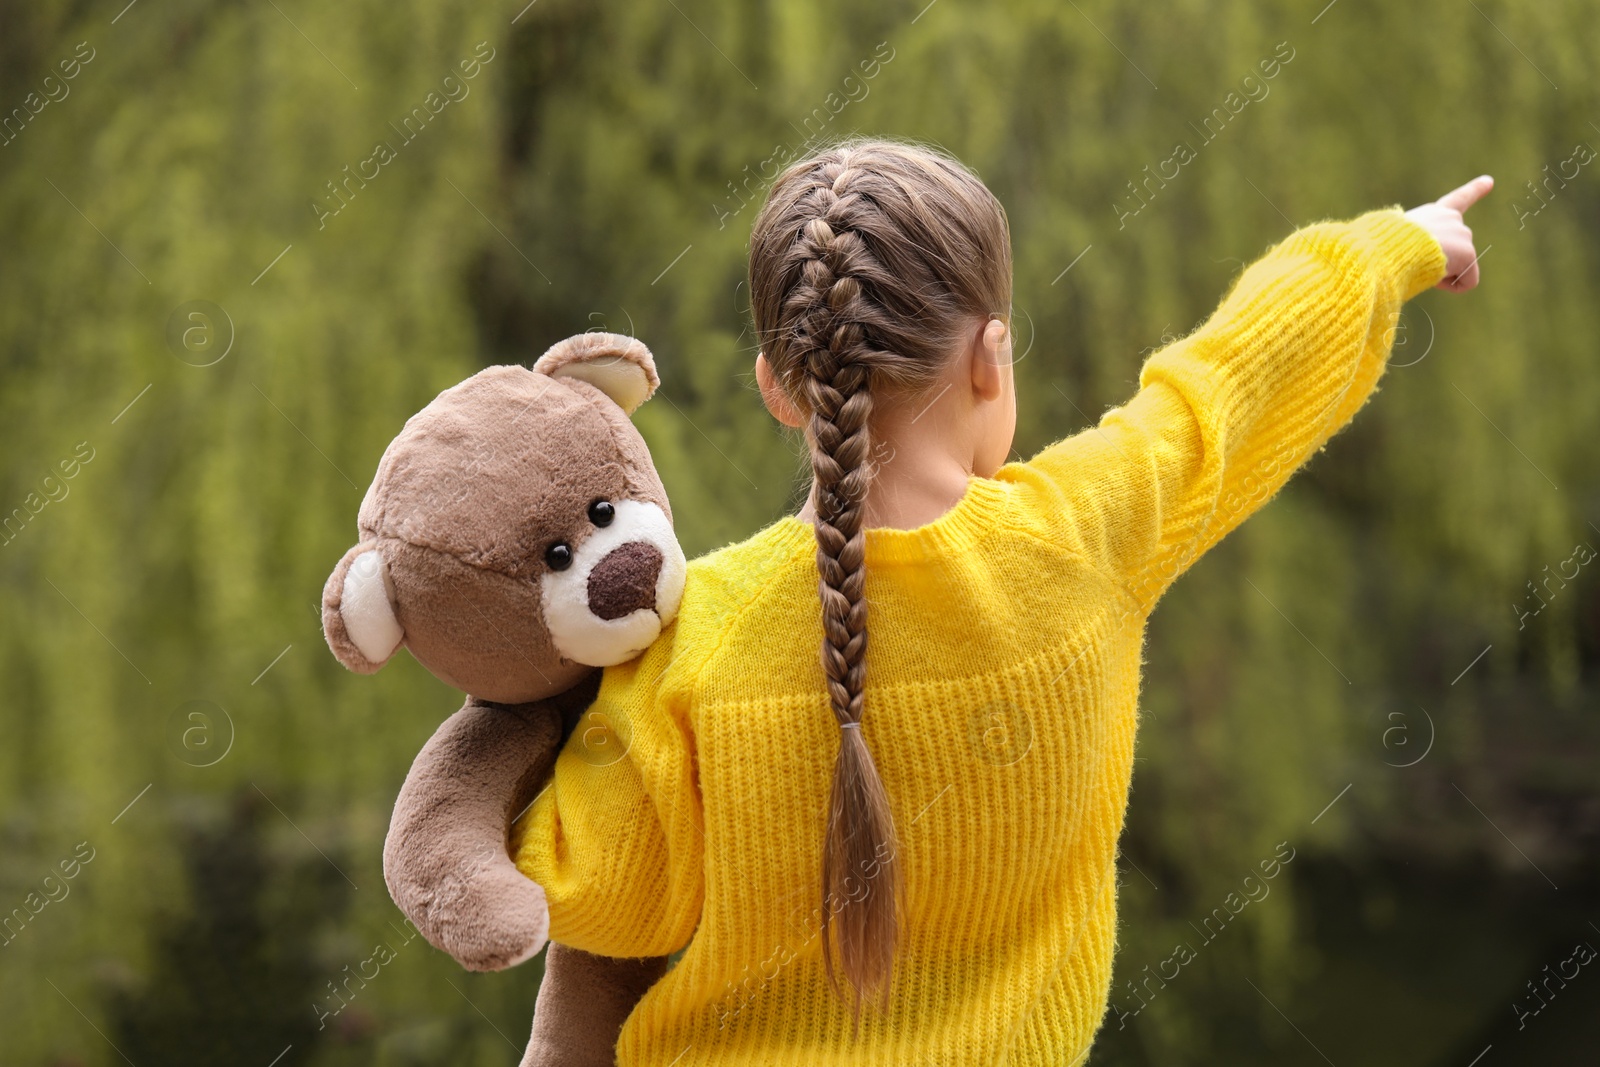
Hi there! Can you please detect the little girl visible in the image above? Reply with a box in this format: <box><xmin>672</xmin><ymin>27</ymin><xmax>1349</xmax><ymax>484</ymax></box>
<box><xmin>511</xmin><ymin>138</ymin><xmax>1488</xmax><ymax>1065</ymax></box>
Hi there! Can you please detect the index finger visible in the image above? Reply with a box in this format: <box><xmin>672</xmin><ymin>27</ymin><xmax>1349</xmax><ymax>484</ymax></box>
<box><xmin>1437</xmin><ymin>174</ymin><xmax>1494</xmax><ymax>214</ymax></box>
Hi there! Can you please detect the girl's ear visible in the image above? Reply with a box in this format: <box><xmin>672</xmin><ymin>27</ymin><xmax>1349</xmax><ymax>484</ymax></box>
<box><xmin>756</xmin><ymin>352</ymin><xmax>805</xmax><ymax>428</ymax></box>
<box><xmin>970</xmin><ymin>319</ymin><xmax>1009</xmax><ymax>401</ymax></box>
<box><xmin>534</xmin><ymin>332</ymin><xmax>659</xmax><ymax>415</ymax></box>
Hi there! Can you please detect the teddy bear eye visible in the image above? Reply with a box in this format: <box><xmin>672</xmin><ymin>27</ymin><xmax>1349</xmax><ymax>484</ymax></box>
<box><xmin>545</xmin><ymin>543</ymin><xmax>573</xmax><ymax>571</ymax></box>
<box><xmin>588</xmin><ymin>500</ymin><xmax>615</xmax><ymax>528</ymax></box>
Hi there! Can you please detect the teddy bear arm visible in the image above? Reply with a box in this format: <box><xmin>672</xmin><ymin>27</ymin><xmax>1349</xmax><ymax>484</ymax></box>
<box><xmin>520</xmin><ymin>944</ymin><xmax>672</xmax><ymax>1067</ymax></box>
<box><xmin>383</xmin><ymin>696</ymin><xmax>568</xmax><ymax>972</ymax></box>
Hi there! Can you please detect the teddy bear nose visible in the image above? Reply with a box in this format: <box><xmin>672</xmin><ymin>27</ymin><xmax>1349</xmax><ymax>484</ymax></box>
<box><xmin>587</xmin><ymin>541</ymin><xmax>664</xmax><ymax>620</ymax></box>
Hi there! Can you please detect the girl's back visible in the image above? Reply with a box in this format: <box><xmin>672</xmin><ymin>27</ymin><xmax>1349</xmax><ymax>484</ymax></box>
<box><xmin>542</xmin><ymin>488</ymin><xmax>1138</xmax><ymax>1062</ymax></box>
<box><xmin>512</xmin><ymin>138</ymin><xmax>1467</xmax><ymax>1064</ymax></box>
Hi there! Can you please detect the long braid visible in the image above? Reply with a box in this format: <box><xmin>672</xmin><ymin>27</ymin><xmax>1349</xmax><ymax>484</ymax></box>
<box><xmin>747</xmin><ymin>138</ymin><xmax>1014</xmax><ymax>1019</ymax></box>
<box><xmin>784</xmin><ymin>173</ymin><xmax>903</xmax><ymax>1011</ymax></box>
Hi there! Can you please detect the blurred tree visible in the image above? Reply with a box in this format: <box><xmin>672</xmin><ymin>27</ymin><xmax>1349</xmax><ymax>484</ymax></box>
<box><xmin>104</xmin><ymin>789</ymin><xmax>349</xmax><ymax>1066</ymax></box>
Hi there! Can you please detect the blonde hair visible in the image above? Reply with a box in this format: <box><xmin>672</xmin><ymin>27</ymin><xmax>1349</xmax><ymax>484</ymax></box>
<box><xmin>747</xmin><ymin>137</ymin><xmax>1013</xmax><ymax>1012</ymax></box>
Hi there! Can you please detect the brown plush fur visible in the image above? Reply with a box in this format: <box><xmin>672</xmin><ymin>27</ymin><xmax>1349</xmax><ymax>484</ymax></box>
<box><xmin>522</xmin><ymin>945</ymin><xmax>671</xmax><ymax>1067</ymax></box>
<box><xmin>322</xmin><ymin>333</ymin><xmax>675</xmax><ymax>1066</ymax></box>
<box><xmin>324</xmin><ymin>360</ymin><xmax>671</xmax><ymax>702</ymax></box>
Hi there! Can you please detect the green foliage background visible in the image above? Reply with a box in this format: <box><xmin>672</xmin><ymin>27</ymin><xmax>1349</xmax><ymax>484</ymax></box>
<box><xmin>1</xmin><ymin>0</ymin><xmax>1596</xmax><ymax>1064</ymax></box>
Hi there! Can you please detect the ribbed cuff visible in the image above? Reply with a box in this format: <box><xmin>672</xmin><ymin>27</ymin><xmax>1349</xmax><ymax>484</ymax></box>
<box><xmin>1279</xmin><ymin>207</ymin><xmax>1448</xmax><ymax>304</ymax></box>
<box><xmin>1347</xmin><ymin>206</ymin><xmax>1449</xmax><ymax>301</ymax></box>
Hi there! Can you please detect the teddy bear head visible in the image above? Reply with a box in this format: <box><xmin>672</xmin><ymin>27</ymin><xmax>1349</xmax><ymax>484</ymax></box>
<box><xmin>321</xmin><ymin>332</ymin><xmax>686</xmax><ymax>704</ymax></box>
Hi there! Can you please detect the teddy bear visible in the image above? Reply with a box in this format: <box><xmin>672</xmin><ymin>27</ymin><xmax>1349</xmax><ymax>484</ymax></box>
<box><xmin>320</xmin><ymin>332</ymin><xmax>680</xmax><ymax>1066</ymax></box>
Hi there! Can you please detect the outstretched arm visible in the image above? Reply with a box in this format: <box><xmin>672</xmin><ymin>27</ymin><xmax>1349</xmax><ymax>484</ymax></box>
<box><xmin>1004</xmin><ymin>178</ymin><xmax>1490</xmax><ymax>612</ymax></box>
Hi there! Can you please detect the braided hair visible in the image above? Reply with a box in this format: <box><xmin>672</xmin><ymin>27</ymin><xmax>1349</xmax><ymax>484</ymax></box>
<box><xmin>748</xmin><ymin>138</ymin><xmax>1013</xmax><ymax>1014</ymax></box>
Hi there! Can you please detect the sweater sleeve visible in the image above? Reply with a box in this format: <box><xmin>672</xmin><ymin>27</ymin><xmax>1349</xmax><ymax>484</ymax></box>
<box><xmin>508</xmin><ymin>631</ymin><xmax>704</xmax><ymax>958</ymax></box>
<box><xmin>998</xmin><ymin>207</ymin><xmax>1447</xmax><ymax>611</ymax></box>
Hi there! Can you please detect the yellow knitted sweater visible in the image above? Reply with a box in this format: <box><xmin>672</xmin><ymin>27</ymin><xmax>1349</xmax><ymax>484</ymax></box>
<box><xmin>510</xmin><ymin>208</ymin><xmax>1446</xmax><ymax>1065</ymax></box>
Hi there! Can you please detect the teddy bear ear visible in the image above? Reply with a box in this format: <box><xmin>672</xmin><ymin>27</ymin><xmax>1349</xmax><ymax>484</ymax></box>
<box><xmin>532</xmin><ymin>332</ymin><xmax>659</xmax><ymax>415</ymax></box>
<box><xmin>322</xmin><ymin>542</ymin><xmax>405</xmax><ymax>673</ymax></box>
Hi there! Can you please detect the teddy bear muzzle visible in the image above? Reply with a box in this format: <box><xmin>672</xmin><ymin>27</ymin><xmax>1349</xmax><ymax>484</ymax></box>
<box><xmin>587</xmin><ymin>541</ymin><xmax>665</xmax><ymax>620</ymax></box>
<box><xmin>540</xmin><ymin>499</ymin><xmax>686</xmax><ymax>667</ymax></box>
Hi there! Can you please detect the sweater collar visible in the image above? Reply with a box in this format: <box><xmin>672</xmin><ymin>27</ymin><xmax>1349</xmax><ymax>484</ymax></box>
<box><xmin>766</xmin><ymin>475</ymin><xmax>1009</xmax><ymax>565</ymax></box>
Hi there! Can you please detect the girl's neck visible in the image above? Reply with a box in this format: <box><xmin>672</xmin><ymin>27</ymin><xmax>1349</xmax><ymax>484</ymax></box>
<box><xmin>788</xmin><ymin>329</ymin><xmax>1017</xmax><ymax>532</ymax></box>
<box><xmin>795</xmin><ymin>426</ymin><xmax>977</xmax><ymax>532</ymax></box>
<box><xmin>797</xmin><ymin>470</ymin><xmax>974</xmax><ymax>532</ymax></box>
